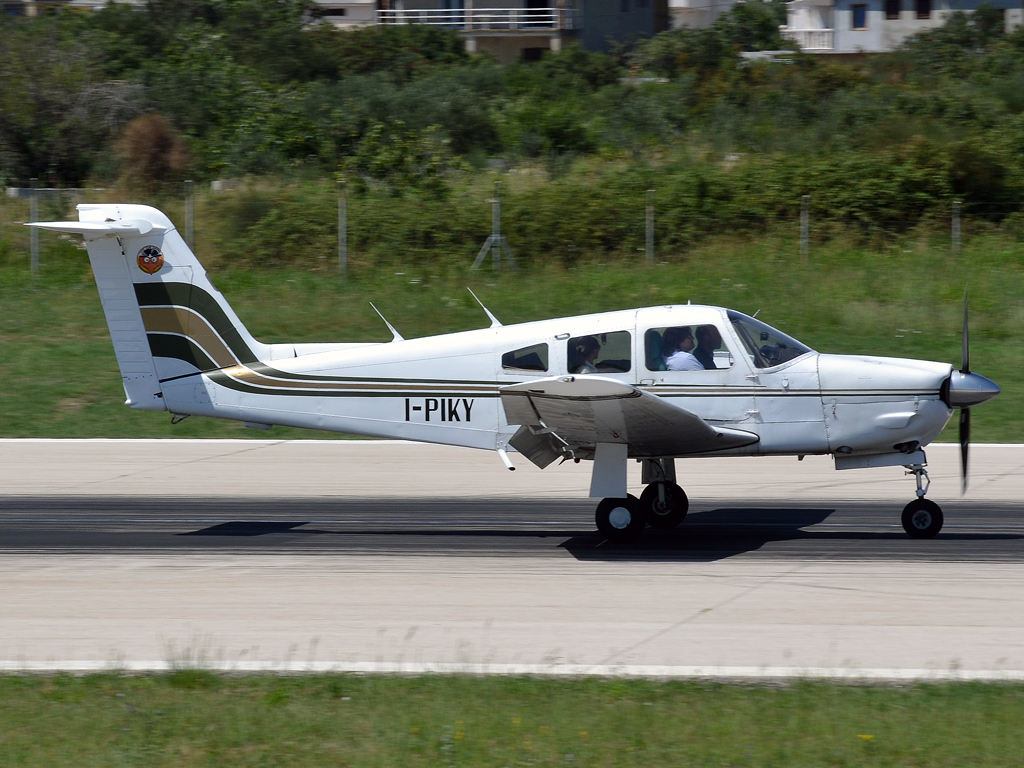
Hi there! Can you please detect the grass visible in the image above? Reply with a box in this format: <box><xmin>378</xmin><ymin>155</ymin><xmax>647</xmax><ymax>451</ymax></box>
<box><xmin>1</xmin><ymin>199</ymin><xmax>1022</xmax><ymax>440</ymax></box>
<box><xmin>1</xmin><ymin>674</ymin><xmax>1023</xmax><ymax>766</ymax></box>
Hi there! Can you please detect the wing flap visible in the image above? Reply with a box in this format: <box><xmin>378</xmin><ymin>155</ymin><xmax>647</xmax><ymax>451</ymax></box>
<box><xmin>501</xmin><ymin>375</ymin><xmax>758</xmax><ymax>464</ymax></box>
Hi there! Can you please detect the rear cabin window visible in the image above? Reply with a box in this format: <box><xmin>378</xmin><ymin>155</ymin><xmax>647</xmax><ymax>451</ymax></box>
<box><xmin>567</xmin><ymin>331</ymin><xmax>631</xmax><ymax>374</ymax></box>
<box><xmin>501</xmin><ymin>343</ymin><xmax>548</xmax><ymax>372</ymax></box>
<box><xmin>645</xmin><ymin>325</ymin><xmax>733</xmax><ymax>371</ymax></box>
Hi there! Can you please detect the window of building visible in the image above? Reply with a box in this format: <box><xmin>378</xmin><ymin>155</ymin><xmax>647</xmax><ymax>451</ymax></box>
<box><xmin>885</xmin><ymin>0</ymin><xmax>900</xmax><ymax>20</ymax></box>
<box><xmin>567</xmin><ymin>332</ymin><xmax>631</xmax><ymax>374</ymax></box>
<box><xmin>322</xmin><ymin>8</ymin><xmax>346</xmax><ymax>16</ymax></box>
<box><xmin>916</xmin><ymin>0</ymin><xmax>931</xmax><ymax>19</ymax></box>
<box><xmin>645</xmin><ymin>326</ymin><xmax>733</xmax><ymax>372</ymax></box>
<box><xmin>502</xmin><ymin>343</ymin><xmax>549</xmax><ymax>372</ymax></box>
<box><xmin>852</xmin><ymin>4</ymin><xmax>868</xmax><ymax>29</ymax></box>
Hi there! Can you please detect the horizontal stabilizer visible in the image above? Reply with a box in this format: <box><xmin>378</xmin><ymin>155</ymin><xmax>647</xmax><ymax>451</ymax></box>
<box><xmin>25</xmin><ymin>219</ymin><xmax>166</xmax><ymax>239</ymax></box>
<box><xmin>501</xmin><ymin>375</ymin><xmax>758</xmax><ymax>463</ymax></box>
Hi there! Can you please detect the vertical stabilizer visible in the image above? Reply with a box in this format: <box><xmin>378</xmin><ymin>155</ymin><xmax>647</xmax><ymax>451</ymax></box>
<box><xmin>27</xmin><ymin>204</ymin><xmax>270</xmax><ymax>412</ymax></box>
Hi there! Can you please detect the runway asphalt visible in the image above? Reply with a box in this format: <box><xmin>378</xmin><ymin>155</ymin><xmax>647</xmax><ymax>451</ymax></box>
<box><xmin>1</xmin><ymin>495</ymin><xmax>1022</xmax><ymax>562</ymax></box>
<box><xmin>2</xmin><ymin>440</ymin><xmax>1023</xmax><ymax>677</ymax></box>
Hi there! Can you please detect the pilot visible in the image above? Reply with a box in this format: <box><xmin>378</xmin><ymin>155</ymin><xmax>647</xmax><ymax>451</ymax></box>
<box><xmin>693</xmin><ymin>324</ymin><xmax>723</xmax><ymax>370</ymax></box>
<box><xmin>663</xmin><ymin>326</ymin><xmax>704</xmax><ymax>371</ymax></box>
<box><xmin>573</xmin><ymin>336</ymin><xmax>601</xmax><ymax>374</ymax></box>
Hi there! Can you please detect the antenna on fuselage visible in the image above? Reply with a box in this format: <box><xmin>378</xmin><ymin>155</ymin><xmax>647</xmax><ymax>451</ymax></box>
<box><xmin>369</xmin><ymin>302</ymin><xmax>404</xmax><ymax>342</ymax></box>
<box><xmin>467</xmin><ymin>287</ymin><xmax>502</xmax><ymax>328</ymax></box>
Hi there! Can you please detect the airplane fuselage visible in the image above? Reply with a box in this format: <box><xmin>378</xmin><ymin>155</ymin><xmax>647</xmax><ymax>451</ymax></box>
<box><xmin>155</xmin><ymin>304</ymin><xmax>955</xmax><ymax>461</ymax></box>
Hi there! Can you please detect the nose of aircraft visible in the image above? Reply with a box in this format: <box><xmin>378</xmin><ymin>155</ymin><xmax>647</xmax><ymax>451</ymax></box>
<box><xmin>944</xmin><ymin>371</ymin><xmax>1001</xmax><ymax>408</ymax></box>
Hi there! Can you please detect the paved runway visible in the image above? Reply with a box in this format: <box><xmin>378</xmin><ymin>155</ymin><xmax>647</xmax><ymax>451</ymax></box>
<box><xmin>2</xmin><ymin>440</ymin><xmax>1023</xmax><ymax>677</ymax></box>
<box><xmin>2</xmin><ymin>496</ymin><xmax>1022</xmax><ymax>562</ymax></box>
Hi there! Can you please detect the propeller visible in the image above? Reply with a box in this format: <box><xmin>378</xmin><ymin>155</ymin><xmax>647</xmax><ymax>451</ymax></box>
<box><xmin>960</xmin><ymin>289</ymin><xmax>970</xmax><ymax>494</ymax></box>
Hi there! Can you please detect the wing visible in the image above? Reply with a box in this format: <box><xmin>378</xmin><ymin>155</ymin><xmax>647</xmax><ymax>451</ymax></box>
<box><xmin>500</xmin><ymin>375</ymin><xmax>759</xmax><ymax>468</ymax></box>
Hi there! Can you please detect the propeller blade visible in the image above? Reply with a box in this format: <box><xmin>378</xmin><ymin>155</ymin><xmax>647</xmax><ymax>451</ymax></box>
<box><xmin>960</xmin><ymin>407</ymin><xmax>970</xmax><ymax>494</ymax></box>
<box><xmin>961</xmin><ymin>289</ymin><xmax>970</xmax><ymax>374</ymax></box>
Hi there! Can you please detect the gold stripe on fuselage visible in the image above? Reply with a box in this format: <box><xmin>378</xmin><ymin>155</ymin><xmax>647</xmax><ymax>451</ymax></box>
<box><xmin>140</xmin><ymin>306</ymin><xmax>238</xmax><ymax>369</ymax></box>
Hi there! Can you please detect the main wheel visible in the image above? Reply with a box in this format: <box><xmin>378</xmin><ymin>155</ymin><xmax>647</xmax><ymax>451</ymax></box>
<box><xmin>901</xmin><ymin>498</ymin><xmax>944</xmax><ymax>539</ymax></box>
<box><xmin>640</xmin><ymin>482</ymin><xmax>689</xmax><ymax>529</ymax></box>
<box><xmin>595</xmin><ymin>495</ymin><xmax>646</xmax><ymax>544</ymax></box>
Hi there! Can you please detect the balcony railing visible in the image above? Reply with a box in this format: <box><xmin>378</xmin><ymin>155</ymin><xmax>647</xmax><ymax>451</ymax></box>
<box><xmin>780</xmin><ymin>27</ymin><xmax>834</xmax><ymax>50</ymax></box>
<box><xmin>377</xmin><ymin>7</ymin><xmax>578</xmax><ymax>31</ymax></box>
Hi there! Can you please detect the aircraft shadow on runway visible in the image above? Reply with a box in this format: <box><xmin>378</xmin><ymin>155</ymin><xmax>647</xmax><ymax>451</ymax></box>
<box><xmin>562</xmin><ymin>507</ymin><xmax>840</xmax><ymax>561</ymax></box>
<box><xmin>181</xmin><ymin>521</ymin><xmax>311</xmax><ymax>537</ymax></box>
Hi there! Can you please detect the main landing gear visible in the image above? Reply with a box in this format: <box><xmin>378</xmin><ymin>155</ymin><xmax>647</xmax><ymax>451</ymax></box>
<box><xmin>902</xmin><ymin>461</ymin><xmax>943</xmax><ymax>539</ymax></box>
<box><xmin>595</xmin><ymin>459</ymin><xmax>689</xmax><ymax>545</ymax></box>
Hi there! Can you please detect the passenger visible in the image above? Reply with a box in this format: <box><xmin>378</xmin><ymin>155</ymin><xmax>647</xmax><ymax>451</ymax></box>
<box><xmin>663</xmin><ymin>326</ymin><xmax>704</xmax><ymax>371</ymax></box>
<box><xmin>693</xmin><ymin>324</ymin><xmax>723</xmax><ymax>370</ymax></box>
<box><xmin>573</xmin><ymin>336</ymin><xmax>601</xmax><ymax>374</ymax></box>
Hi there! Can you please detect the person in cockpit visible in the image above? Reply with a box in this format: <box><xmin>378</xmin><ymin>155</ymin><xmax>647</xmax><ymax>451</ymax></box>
<box><xmin>572</xmin><ymin>336</ymin><xmax>601</xmax><ymax>374</ymax></box>
<box><xmin>663</xmin><ymin>326</ymin><xmax>704</xmax><ymax>371</ymax></box>
<box><xmin>693</xmin><ymin>324</ymin><xmax>723</xmax><ymax>370</ymax></box>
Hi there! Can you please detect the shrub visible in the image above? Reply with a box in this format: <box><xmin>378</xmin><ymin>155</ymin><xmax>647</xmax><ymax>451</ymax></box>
<box><xmin>115</xmin><ymin>114</ymin><xmax>188</xmax><ymax>187</ymax></box>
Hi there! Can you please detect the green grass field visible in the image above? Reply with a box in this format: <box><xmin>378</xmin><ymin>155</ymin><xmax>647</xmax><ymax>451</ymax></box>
<box><xmin>1</xmin><ymin>219</ymin><xmax>1022</xmax><ymax>440</ymax></box>
<box><xmin>2</xmin><ymin>675</ymin><xmax>1023</xmax><ymax>767</ymax></box>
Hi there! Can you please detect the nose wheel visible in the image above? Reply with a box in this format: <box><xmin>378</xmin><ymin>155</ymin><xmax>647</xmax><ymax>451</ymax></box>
<box><xmin>902</xmin><ymin>498</ymin><xmax>943</xmax><ymax>538</ymax></box>
<box><xmin>902</xmin><ymin>461</ymin><xmax>943</xmax><ymax>538</ymax></box>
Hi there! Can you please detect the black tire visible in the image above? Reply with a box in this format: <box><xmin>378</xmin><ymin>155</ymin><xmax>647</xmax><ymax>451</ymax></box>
<box><xmin>901</xmin><ymin>498</ymin><xmax>944</xmax><ymax>539</ymax></box>
<box><xmin>640</xmin><ymin>482</ymin><xmax>689</xmax><ymax>529</ymax></box>
<box><xmin>595</xmin><ymin>495</ymin><xmax>646</xmax><ymax>544</ymax></box>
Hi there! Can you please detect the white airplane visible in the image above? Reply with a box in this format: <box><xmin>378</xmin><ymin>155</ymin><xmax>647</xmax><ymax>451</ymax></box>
<box><xmin>29</xmin><ymin>204</ymin><xmax>1001</xmax><ymax>543</ymax></box>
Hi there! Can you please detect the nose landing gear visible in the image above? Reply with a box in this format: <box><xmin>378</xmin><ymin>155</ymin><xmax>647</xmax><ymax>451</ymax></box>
<box><xmin>902</xmin><ymin>461</ymin><xmax>943</xmax><ymax>538</ymax></box>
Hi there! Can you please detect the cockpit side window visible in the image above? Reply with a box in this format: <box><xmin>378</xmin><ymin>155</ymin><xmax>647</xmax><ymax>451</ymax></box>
<box><xmin>567</xmin><ymin>331</ymin><xmax>631</xmax><ymax>374</ymax></box>
<box><xmin>502</xmin><ymin>343</ymin><xmax>548</xmax><ymax>372</ymax></box>
<box><xmin>645</xmin><ymin>325</ymin><xmax>733</xmax><ymax>371</ymax></box>
<box><xmin>727</xmin><ymin>311</ymin><xmax>812</xmax><ymax>369</ymax></box>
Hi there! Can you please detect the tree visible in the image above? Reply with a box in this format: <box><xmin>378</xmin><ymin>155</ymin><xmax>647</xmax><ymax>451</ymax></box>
<box><xmin>0</xmin><ymin>17</ymin><xmax>141</xmax><ymax>185</ymax></box>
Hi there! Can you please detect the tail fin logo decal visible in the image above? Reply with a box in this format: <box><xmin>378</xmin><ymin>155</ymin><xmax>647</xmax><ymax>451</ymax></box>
<box><xmin>137</xmin><ymin>245</ymin><xmax>164</xmax><ymax>275</ymax></box>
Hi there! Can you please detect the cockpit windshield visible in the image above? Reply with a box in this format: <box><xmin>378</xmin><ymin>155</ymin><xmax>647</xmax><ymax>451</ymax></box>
<box><xmin>727</xmin><ymin>311</ymin><xmax>813</xmax><ymax>369</ymax></box>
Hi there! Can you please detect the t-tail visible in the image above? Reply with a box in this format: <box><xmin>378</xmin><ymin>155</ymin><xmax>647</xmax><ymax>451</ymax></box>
<box><xmin>27</xmin><ymin>204</ymin><xmax>271</xmax><ymax>413</ymax></box>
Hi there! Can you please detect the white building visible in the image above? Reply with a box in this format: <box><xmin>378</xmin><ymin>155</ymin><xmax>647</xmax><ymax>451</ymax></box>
<box><xmin>782</xmin><ymin>0</ymin><xmax>1023</xmax><ymax>53</ymax></box>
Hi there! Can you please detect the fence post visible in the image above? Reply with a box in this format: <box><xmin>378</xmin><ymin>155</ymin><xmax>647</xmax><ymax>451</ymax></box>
<box><xmin>30</xmin><ymin>178</ymin><xmax>39</xmax><ymax>276</ymax></box>
<box><xmin>645</xmin><ymin>189</ymin><xmax>654</xmax><ymax>266</ymax></box>
<box><xmin>338</xmin><ymin>179</ymin><xmax>348</xmax><ymax>280</ymax></box>
<box><xmin>471</xmin><ymin>180</ymin><xmax>516</xmax><ymax>271</ymax></box>
<box><xmin>952</xmin><ymin>199</ymin><xmax>961</xmax><ymax>258</ymax></box>
<box><xmin>800</xmin><ymin>194</ymin><xmax>810</xmax><ymax>263</ymax></box>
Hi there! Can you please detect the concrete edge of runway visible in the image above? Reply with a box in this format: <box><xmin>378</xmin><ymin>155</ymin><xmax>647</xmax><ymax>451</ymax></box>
<box><xmin>2</xmin><ymin>661</ymin><xmax>1023</xmax><ymax>682</ymax></box>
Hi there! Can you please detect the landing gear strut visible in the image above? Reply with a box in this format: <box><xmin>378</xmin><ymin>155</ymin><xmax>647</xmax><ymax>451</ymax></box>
<box><xmin>593</xmin><ymin>458</ymin><xmax>691</xmax><ymax>544</ymax></box>
<box><xmin>902</xmin><ymin>460</ymin><xmax>943</xmax><ymax>538</ymax></box>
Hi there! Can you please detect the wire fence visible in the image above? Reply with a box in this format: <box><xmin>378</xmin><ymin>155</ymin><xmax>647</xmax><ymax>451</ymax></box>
<box><xmin>5</xmin><ymin>181</ymin><xmax>1024</xmax><ymax>275</ymax></box>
